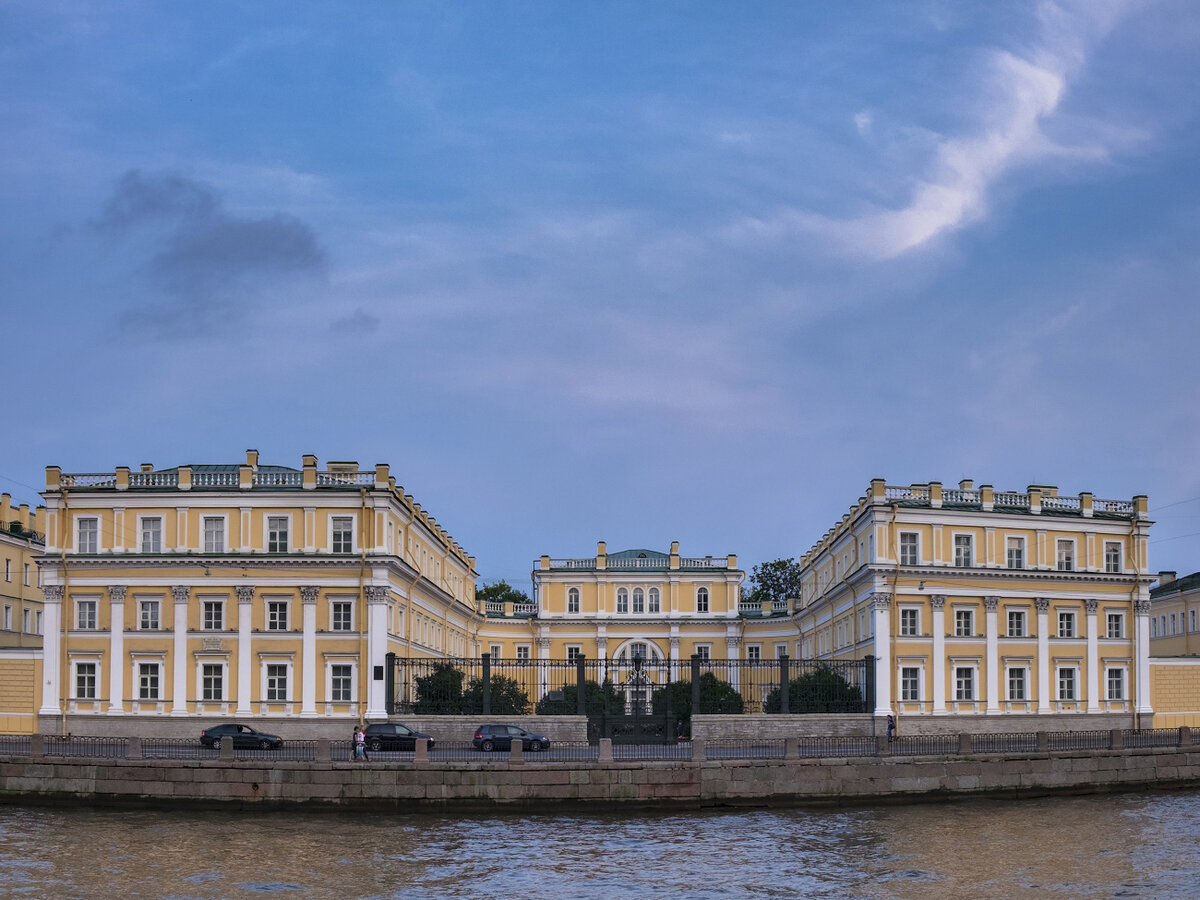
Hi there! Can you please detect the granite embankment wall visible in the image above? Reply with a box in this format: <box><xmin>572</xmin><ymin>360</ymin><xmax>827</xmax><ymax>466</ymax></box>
<box><xmin>4</xmin><ymin>744</ymin><xmax>1199</xmax><ymax>812</ymax></box>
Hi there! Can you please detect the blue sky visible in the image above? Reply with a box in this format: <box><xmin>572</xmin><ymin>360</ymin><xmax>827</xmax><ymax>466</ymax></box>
<box><xmin>3</xmin><ymin>1</ymin><xmax>1199</xmax><ymax>586</ymax></box>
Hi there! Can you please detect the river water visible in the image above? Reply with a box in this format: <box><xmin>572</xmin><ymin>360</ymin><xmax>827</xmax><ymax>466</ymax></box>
<box><xmin>2</xmin><ymin>790</ymin><xmax>1198</xmax><ymax>899</ymax></box>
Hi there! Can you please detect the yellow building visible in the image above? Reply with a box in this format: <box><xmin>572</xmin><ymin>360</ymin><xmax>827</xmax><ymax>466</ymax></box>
<box><xmin>1148</xmin><ymin>570</ymin><xmax>1200</xmax><ymax>656</ymax></box>
<box><xmin>795</xmin><ymin>479</ymin><xmax>1155</xmax><ymax>729</ymax></box>
<box><xmin>1</xmin><ymin>494</ymin><xmax>45</xmax><ymax>733</ymax></box>
<box><xmin>37</xmin><ymin>451</ymin><xmax>479</xmax><ymax>732</ymax></box>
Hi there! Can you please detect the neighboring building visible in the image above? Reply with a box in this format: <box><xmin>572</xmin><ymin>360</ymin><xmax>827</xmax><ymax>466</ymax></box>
<box><xmin>37</xmin><ymin>452</ymin><xmax>479</xmax><ymax>733</ymax></box>
<box><xmin>1148</xmin><ymin>570</ymin><xmax>1200</xmax><ymax>656</ymax></box>
<box><xmin>794</xmin><ymin>479</ymin><xmax>1155</xmax><ymax>729</ymax></box>
<box><xmin>0</xmin><ymin>494</ymin><xmax>45</xmax><ymax>733</ymax></box>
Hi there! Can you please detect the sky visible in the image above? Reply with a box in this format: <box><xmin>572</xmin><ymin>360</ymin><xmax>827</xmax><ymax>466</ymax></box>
<box><xmin>2</xmin><ymin>1</ymin><xmax>1199</xmax><ymax>588</ymax></box>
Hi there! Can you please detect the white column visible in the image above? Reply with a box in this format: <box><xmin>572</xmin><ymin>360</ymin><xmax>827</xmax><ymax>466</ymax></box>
<box><xmin>597</xmin><ymin>630</ymin><xmax>608</xmax><ymax>683</ymax></box>
<box><xmin>365</xmin><ymin>586</ymin><xmax>389</xmax><ymax>719</ymax></box>
<box><xmin>236</xmin><ymin>585</ymin><xmax>254</xmax><ymax>713</ymax></box>
<box><xmin>985</xmin><ymin>596</ymin><xmax>1000</xmax><ymax>713</ymax></box>
<box><xmin>171</xmin><ymin>586</ymin><xmax>189</xmax><ymax>715</ymax></box>
<box><xmin>930</xmin><ymin>595</ymin><xmax>947</xmax><ymax>714</ymax></box>
<box><xmin>536</xmin><ymin>636</ymin><xmax>551</xmax><ymax>702</ymax></box>
<box><xmin>726</xmin><ymin>634</ymin><xmax>742</xmax><ymax>693</ymax></box>
<box><xmin>300</xmin><ymin>586</ymin><xmax>319</xmax><ymax>717</ymax></box>
<box><xmin>108</xmin><ymin>586</ymin><xmax>126</xmax><ymax>714</ymax></box>
<box><xmin>1135</xmin><ymin>599</ymin><xmax>1153</xmax><ymax>721</ymax></box>
<box><xmin>871</xmin><ymin>592</ymin><xmax>892</xmax><ymax>717</ymax></box>
<box><xmin>669</xmin><ymin>630</ymin><xmax>680</xmax><ymax>683</ymax></box>
<box><xmin>39</xmin><ymin>585</ymin><xmax>63</xmax><ymax>717</ymax></box>
<box><xmin>1086</xmin><ymin>599</ymin><xmax>1100</xmax><ymax>713</ymax></box>
<box><xmin>1036</xmin><ymin>598</ymin><xmax>1051</xmax><ymax>713</ymax></box>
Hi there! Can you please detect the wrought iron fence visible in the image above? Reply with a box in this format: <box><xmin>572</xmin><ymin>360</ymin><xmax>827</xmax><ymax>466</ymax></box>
<box><xmin>888</xmin><ymin>734</ymin><xmax>959</xmax><ymax>756</ymax></box>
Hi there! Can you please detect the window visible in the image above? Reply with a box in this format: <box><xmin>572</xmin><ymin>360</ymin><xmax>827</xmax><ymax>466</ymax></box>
<box><xmin>1057</xmin><ymin>667</ymin><xmax>1077</xmax><ymax>701</ymax></box>
<box><xmin>332</xmin><ymin>601</ymin><xmax>353</xmax><ymax>631</ymax></box>
<box><xmin>203</xmin><ymin>517</ymin><xmax>225</xmax><ymax>553</ymax></box>
<box><xmin>775</xmin><ymin>643</ymin><xmax>788</xmax><ymax>659</ymax></box>
<box><xmin>1106</xmin><ymin>668</ymin><xmax>1125</xmax><ymax>701</ymax></box>
<box><xmin>1170</xmin><ymin>613</ymin><xmax>1177</xmax><ymax>636</ymax></box>
<box><xmin>76</xmin><ymin>599</ymin><xmax>97</xmax><ymax>630</ymax></box>
<box><xmin>203</xmin><ymin>600</ymin><xmax>224</xmax><ymax>631</ymax></box>
<box><xmin>696</xmin><ymin>587</ymin><xmax>709</xmax><ymax>613</ymax></box>
<box><xmin>1008</xmin><ymin>667</ymin><xmax>1027</xmax><ymax>701</ymax></box>
<box><xmin>616</xmin><ymin>588</ymin><xmax>629</xmax><ymax>614</ymax></box>
<box><xmin>648</xmin><ymin>587</ymin><xmax>660</xmax><ymax>613</ymax></box>
<box><xmin>516</xmin><ymin>645</ymin><xmax>530</xmax><ymax>661</ymax></box>
<box><xmin>1056</xmin><ymin>539</ymin><xmax>1074</xmax><ymax>572</ymax></box>
<box><xmin>1006</xmin><ymin>536</ymin><xmax>1025</xmax><ymax>569</ymax></box>
<box><xmin>331</xmin><ymin>516</ymin><xmax>354</xmax><ymax>553</ymax></box>
<box><xmin>78</xmin><ymin>517</ymin><xmax>98</xmax><ymax>553</ymax></box>
<box><xmin>3</xmin><ymin>559</ymin><xmax>8</xmax><ymax>581</ymax></box>
<box><xmin>35</xmin><ymin>610</ymin><xmax>42</xmax><ymax>633</ymax></box>
<box><xmin>901</xmin><ymin>667</ymin><xmax>920</xmax><ymax>701</ymax></box>
<box><xmin>899</xmin><ymin>608</ymin><xmax>919</xmax><ymax>636</ymax></box>
<box><xmin>139</xmin><ymin>599</ymin><xmax>160</xmax><ymax>630</ymax></box>
<box><xmin>2</xmin><ymin>605</ymin><xmax>9</xmax><ymax>630</ymax></box>
<box><xmin>267</xmin><ymin>516</ymin><xmax>289</xmax><ymax>553</ymax></box>
<box><xmin>954</xmin><ymin>534</ymin><xmax>973</xmax><ymax>567</ymax></box>
<box><xmin>140</xmin><ymin>516</ymin><xmax>163</xmax><ymax>553</ymax></box>
<box><xmin>1104</xmin><ymin>541</ymin><xmax>1121</xmax><ymax>574</ymax></box>
<box><xmin>202</xmin><ymin>664</ymin><xmax>223</xmax><ymax>701</ymax></box>
<box><xmin>23</xmin><ymin>564</ymin><xmax>30</xmax><ymax>586</ymax></box>
<box><xmin>330</xmin><ymin>664</ymin><xmax>352</xmax><ymax>702</ymax></box>
<box><xmin>567</xmin><ymin>587</ymin><xmax>580</xmax><ymax>614</ymax></box>
<box><xmin>489</xmin><ymin>644</ymin><xmax>502</xmax><ymax>659</ymax></box>
<box><xmin>138</xmin><ymin>663</ymin><xmax>160</xmax><ymax>700</ymax></box>
<box><xmin>266</xmin><ymin>664</ymin><xmax>288</xmax><ymax>701</ymax></box>
<box><xmin>1152</xmin><ymin>618</ymin><xmax>1158</xmax><ymax>638</ymax></box>
<box><xmin>954</xmin><ymin>609</ymin><xmax>974</xmax><ymax>637</ymax></box>
<box><xmin>1007</xmin><ymin>609</ymin><xmax>1027</xmax><ymax>638</ymax></box>
<box><xmin>75</xmin><ymin>662</ymin><xmax>97</xmax><ymax>700</ymax></box>
<box><xmin>899</xmin><ymin>533</ymin><xmax>919</xmax><ymax>566</ymax></box>
<box><xmin>1106</xmin><ymin>612</ymin><xmax>1124</xmax><ymax>640</ymax></box>
<box><xmin>22</xmin><ymin>608</ymin><xmax>30</xmax><ymax>632</ymax></box>
<box><xmin>565</xmin><ymin>646</ymin><xmax>582</xmax><ymax>664</ymax></box>
<box><xmin>746</xmin><ymin>645</ymin><xmax>761</xmax><ymax>661</ymax></box>
<box><xmin>955</xmin><ymin>667</ymin><xmax>975</xmax><ymax>701</ymax></box>
<box><xmin>267</xmin><ymin>600</ymin><xmax>289</xmax><ymax>631</ymax></box>
<box><xmin>633</xmin><ymin>587</ymin><xmax>644</xmax><ymax>614</ymax></box>
<box><xmin>1058</xmin><ymin>611</ymin><xmax>1076</xmax><ymax>639</ymax></box>
<box><xmin>1192</xmin><ymin>610</ymin><xmax>1197</xmax><ymax>634</ymax></box>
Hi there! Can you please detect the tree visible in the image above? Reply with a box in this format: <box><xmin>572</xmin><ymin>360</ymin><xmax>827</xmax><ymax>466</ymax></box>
<box><xmin>536</xmin><ymin>679</ymin><xmax>624</xmax><ymax>716</ymax></box>
<box><xmin>413</xmin><ymin>662</ymin><xmax>467</xmax><ymax>714</ymax></box>
<box><xmin>651</xmin><ymin>672</ymin><xmax>744</xmax><ymax>729</ymax></box>
<box><xmin>475</xmin><ymin>580</ymin><xmax>530</xmax><ymax>609</ymax></box>
<box><xmin>763</xmin><ymin>667</ymin><xmax>865</xmax><ymax>713</ymax></box>
<box><xmin>462</xmin><ymin>673</ymin><xmax>530</xmax><ymax>715</ymax></box>
<box><xmin>745</xmin><ymin>558</ymin><xmax>804</xmax><ymax>608</ymax></box>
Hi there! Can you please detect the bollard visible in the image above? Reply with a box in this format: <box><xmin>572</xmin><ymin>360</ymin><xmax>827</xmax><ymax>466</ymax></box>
<box><xmin>510</xmin><ymin>739</ymin><xmax>524</xmax><ymax>765</ymax></box>
<box><xmin>958</xmin><ymin>733</ymin><xmax>971</xmax><ymax>755</ymax></box>
<box><xmin>691</xmin><ymin>738</ymin><xmax>706</xmax><ymax>762</ymax></box>
<box><xmin>220</xmin><ymin>735</ymin><xmax>234</xmax><ymax>761</ymax></box>
<box><xmin>599</xmin><ymin>738</ymin><xmax>613</xmax><ymax>762</ymax></box>
<box><xmin>876</xmin><ymin>734</ymin><xmax>889</xmax><ymax>756</ymax></box>
<box><xmin>1180</xmin><ymin>726</ymin><xmax>1192</xmax><ymax>748</ymax></box>
<box><xmin>316</xmin><ymin>738</ymin><xmax>331</xmax><ymax>763</ymax></box>
<box><xmin>1037</xmin><ymin>731</ymin><xmax>1049</xmax><ymax>752</ymax></box>
<box><xmin>30</xmin><ymin>734</ymin><xmax>44</xmax><ymax>759</ymax></box>
<box><xmin>1110</xmin><ymin>729</ymin><xmax>1123</xmax><ymax>751</ymax></box>
<box><xmin>126</xmin><ymin>736</ymin><xmax>142</xmax><ymax>760</ymax></box>
<box><xmin>785</xmin><ymin>737</ymin><xmax>798</xmax><ymax>760</ymax></box>
<box><xmin>415</xmin><ymin>737</ymin><xmax>429</xmax><ymax>764</ymax></box>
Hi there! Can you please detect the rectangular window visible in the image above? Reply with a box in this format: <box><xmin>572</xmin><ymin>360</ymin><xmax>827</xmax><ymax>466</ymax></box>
<box><xmin>1106</xmin><ymin>612</ymin><xmax>1124</xmax><ymax>640</ymax></box>
<box><xmin>1058</xmin><ymin>667</ymin><xmax>1077</xmax><ymax>701</ymax></box>
<box><xmin>35</xmin><ymin>610</ymin><xmax>42</xmax><ymax>633</ymax></box>
<box><xmin>202</xmin><ymin>664</ymin><xmax>223</xmax><ymax>701</ymax></box>
<box><xmin>332</xmin><ymin>601</ymin><xmax>353</xmax><ymax>631</ymax></box>
<box><xmin>76</xmin><ymin>599</ymin><xmax>97</xmax><ymax>630</ymax></box>
<box><xmin>140</xmin><ymin>517</ymin><xmax>162</xmax><ymax>553</ymax></box>
<box><xmin>3</xmin><ymin>559</ymin><xmax>8</xmax><ymax>581</ymax></box>
<box><xmin>1170</xmin><ymin>613</ymin><xmax>1177</xmax><ymax>635</ymax></box>
<box><xmin>75</xmin><ymin>662</ymin><xmax>97</xmax><ymax>700</ymax></box>
<box><xmin>1192</xmin><ymin>610</ymin><xmax>1197</xmax><ymax>633</ymax></box>
<box><xmin>330</xmin><ymin>664</ymin><xmax>352</xmax><ymax>702</ymax></box>
<box><xmin>899</xmin><ymin>533</ymin><xmax>919</xmax><ymax>566</ymax></box>
<box><xmin>775</xmin><ymin>643</ymin><xmax>788</xmax><ymax>659</ymax></box>
<box><xmin>954</xmin><ymin>534</ymin><xmax>973</xmax><ymax>567</ymax></box>
<box><xmin>267</xmin><ymin>600</ymin><xmax>288</xmax><ymax>631</ymax></box>
<box><xmin>139</xmin><ymin>599</ymin><xmax>160</xmax><ymax>630</ymax></box>
<box><xmin>22</xmin><ymin>608</ymin><xmax>31</xmax><ymax>632</ymax></box>
<box><xmin>489</xmin><ymin>644</ymin><xmax>502</xmax><ymax>659</ymax></box>
<box><xmin>899</xmin><ymin>608</ymin><xmax>919</xmax><ymax>636</ymax></box>
<box><xmin>203</xmin><ymin>600</ymin><xmax>224</xmax><ymax>631</ymax></box>
<box><xmin>900</xmin><ymin>666</ymin><xmax>920</xmax><ymax>701</ymax></box>
<box><xmin>565</xmin><ymin>645</ymin><xmax>582</xmax><ymax>664</ymax></box>
<box><xmin>515</xmin><ymin>645</ymin><xmax>530</xmax><ymax>661</ymax></box>
<box><xmin>1104</xmin><ymin>541</ymin><xmax>1121</xmax><ymax>574</ymax></box>
<box><xmin>23</xmin><ymin>563</ymin><xmax>30</xmax><ymax>586</ymax></box>
<box><xmin>2</xmin><ymin>605</ymin><xmax>10</xmax><ymax>630</ymax></box>
<box><xmin>78</xmin><ymin>517</ymin><xmax>99</xmax><ymax>553</ymax></box>
<box><xmin>1056</xmin><ymin>539</ymin><xmax>1075</xmax><ymax>572</ymax></box>
<box><xmin>1008</xmin><ymin>667</ymin><xmax>1027</xmax><ymax>701</ymax></box>
<box><xmin>1058</xmin><ymin>611</ymin><xmax>1076</xmax><ymax>639</ymax></box>
<box><xmin>1106</xmin><ymin>668</ymin><xmax>1125</xmax><ymax>701</ymax></box>
<box><xmin>1006</xmin><ymin>536</ymin><xmax>1024</xmax><ymax>569</ymax></box>
<box><xmin>203</xmin><ymin>517</ymin><xmax>225</xmax><ymax>553</ymax></box>
<box><xmin>746</xmin><ymin>645</ymin><xmax>761</xmax><ymax>661</ymax></box>
<box><xmin>266</xmin><ymin>664</ymin><xmax>288</xmax><ymax>701</ymax></box>
<box><xmin>1007</xmin><ymin>609</ymin><xmax>1027</xmax><ymax>638</ymax></box>
<box><xmin>695</xmin><ymin>644</ymin><xmax>711</xmax><ymax>660</ymax></box>
<box><xmin>954</xmin><ymin>609</ymin><xmax>974</xmax><ymax>637</ymax></box>
<box><xmin>955</xmin><ymin>667</ymin><xmax>975</xmax><ymax>701</ymax></box>
<box><xmin>267</xmin><ymin>516</ymin><xmax>289</xmax><ymax>553</ymax></box>
<box><xmin>138</xmin><ymin>663</ymin><xmax>160</xmax><ymax>700</ymax></box>
<box><xmin>331</xmin><ymin>516</ymin><xmax>354</xmax><ymax>553</ymax></box>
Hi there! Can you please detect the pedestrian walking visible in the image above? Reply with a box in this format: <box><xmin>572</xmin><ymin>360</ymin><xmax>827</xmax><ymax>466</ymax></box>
<box><xmin>886</xmin><ymin>714</ymin><xmax>895</xmax><ymax>741</ymax></box>
<box><xmin>354</xmin><ymin>725</ymin><xmax>369</xmax><ymax>761</ymax></box>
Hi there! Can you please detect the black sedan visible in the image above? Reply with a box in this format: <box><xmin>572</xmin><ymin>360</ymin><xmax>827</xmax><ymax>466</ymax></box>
<box><xmin>200</xmin><ymin>723</ymin><xmax>283</xmax><ymax>750</ymax></box>
<box><xmin>472</xmin><ymin>724</ymin><xmax>550</xmax><ymax>752</ymax></box>
<box><xmin>363</xmin><ymin>722</ymin><xmax>435</xmax><ymax>751</ymax></box>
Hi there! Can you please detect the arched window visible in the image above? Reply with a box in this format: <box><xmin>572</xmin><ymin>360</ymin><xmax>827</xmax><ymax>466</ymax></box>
<box><xmin>633</xmin><ymin>588</ymin><xmax>644</xmax><ymax>613</ymax></box>
<box><xmin>696</xmin><ymin>586</ymin><xmax>710</xmax><ymax>613</ymax></box>
<box><xmin>648</xmin><ymin>588</ymin><xmax>660</xmax><ymax>613</ymax></box>
<box><xmin>567</xmin><ymin>587</ymin><xmax>580</xmax><ymax>614</ymax></box>
<box><xmin>616</xmin><ymin>588</ymin><xmax>629</xmax><ymax>614</ymax></box>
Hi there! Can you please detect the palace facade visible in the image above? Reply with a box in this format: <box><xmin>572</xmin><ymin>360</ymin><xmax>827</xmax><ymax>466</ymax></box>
<box><xmin>1</xmin><ymin>494</ymin><xmax>45</xmax><ymax>733</ymax></box>
<box><xmin>1148</xmin><ymin>570</ymin><xmax>1200</xmax><ymax>656</ymax></box>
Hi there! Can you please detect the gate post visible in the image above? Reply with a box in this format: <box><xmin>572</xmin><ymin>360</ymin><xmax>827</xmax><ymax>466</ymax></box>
<box><xmin>863</xmin><ymin>655</ymin><xmax>876</xmax><ymax>712</ymax></box>
<box><xmin>779</xmin><ymin>654</ymin><xmax>790</xmax><ymax>714</ymax></box>
<box><xmin>482</xmin><ymin>652</ymin><xmax>492</xmax><ymax>716</ymax></box>
<box><xmin>576</xmin><ymin>653</ymin><xmax>587</xmax><ymax>716</ymax></box>
<box><xmin>384</xmin><ymin>652</ymin><xmax>396</xmax><ymax>715</ymax></box>
<box><xmin>691</xmin><ymin>654</ymin><xmax>702</xmax><ymax>717</ymax></box>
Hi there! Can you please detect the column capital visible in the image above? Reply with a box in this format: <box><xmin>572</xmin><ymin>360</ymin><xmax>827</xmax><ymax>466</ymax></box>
<box><xmin>1085</xmin><ymin>599</ymin><xmax>1099</xmax><ymax>614</ymax></box>
<box><xmin>236</xmin><ymin>585</ymin><xmax>255</xmax><ymax>605</ymax></box>
<box><xmin>596</xmin><ymin>637</ymin><xmax>608</xmax><ymax>653</ymax></box>
<box><xmin>669</xmin><ymin>636</ymin><xmax>681</xmax><ymax>651</ymax></box>
<box><xmin>43</xmin><ymin>584</ymin><xmax>64</xmax><ymax>604</ymax></box>
<box><xmin>726</xmin><ymin>636</ymin><xmax>742</xmax><ymax>649</ymax></box>
<box><xmin>1035</xmin><ymin>597</ymin><xmax>1051</xmax><ymax>613</ymax></box>
<box><xmin>171</xmin><ymin>585</ymin><xmax>190</xmax><ymax>605</ymax></box>
<box><xmin>109</xmin><ymin>585</ymin><xmax>127</xmax><ymax>603</ymax></box>
<box><xmin>365</xmin><ymin>585</ymin><xmax>389</xmax><ymax>606</ymax></box>
<box><xmin>929</xmin><ymin>594</ymin><xmax>946</xmax><ymax>610</ymax></box>
<box><xmin>1134</xmin><ymin>600</ymin><xmax>1152</xmax><ymax>616</ymax></box>
<box><xmin>869</xmin><ymin>592</ymin><xmax>892</xmax><ymax>611</ymax></box>
<box><xmin>984</xmin><ymin>596</ymin><xmax>999</xmax><ymax>611</ymax></box>
<box><xmin>535</xmin><ymin>637</ymin><xmax>552</xmax><ymax>650</ymax></box>
<box><xmin>300</xmin><ymin>585</ymin><xmax>320</xmax><ymax>606</ymax></box>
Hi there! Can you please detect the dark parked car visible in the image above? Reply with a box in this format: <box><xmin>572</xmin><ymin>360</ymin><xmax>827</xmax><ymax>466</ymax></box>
<box><xmin>364</xmin><ymin>723</ymin><xmax>435</xmax><ymax>752</ymax></box>
<box><xmin>472</xmin><ymin>724</ymin><xmax>550</xmax><ymax>752</ymax></box>
<box><xmin>200</xmin><ymin>723</ymin><xmax>283</xmax><ymax>750</ymax></box>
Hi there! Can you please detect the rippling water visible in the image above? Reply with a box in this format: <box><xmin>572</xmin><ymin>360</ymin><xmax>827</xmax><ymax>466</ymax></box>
<box><xmin>2</xmin><ymin>790</ymin><xmax>1198</xmax><ymax>898</ymax></box>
